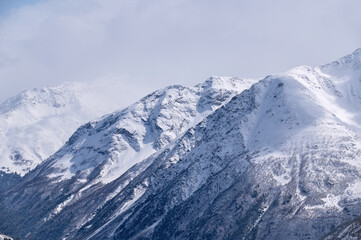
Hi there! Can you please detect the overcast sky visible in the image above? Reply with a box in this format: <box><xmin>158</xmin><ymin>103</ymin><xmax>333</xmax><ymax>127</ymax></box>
<box><xmin>0</xmin><ymin>0</ymin><xmax>360</xmax><ymax>104</ymax></box>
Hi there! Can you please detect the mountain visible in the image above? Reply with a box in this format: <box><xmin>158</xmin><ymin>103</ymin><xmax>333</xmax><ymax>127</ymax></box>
<box><xmin>1</xmin><ymin>49</ymin><xmax>361</xmax><ymax>240</ymax></box>
<box><xmin>0</xmin><ymin>76</ymin><xmax>255</xmax><ymax>239</ymax></box>
<box><xmin>0</xmin><ymin>79</ymin><xmax>143</xmax><ymax>178</ymax></box>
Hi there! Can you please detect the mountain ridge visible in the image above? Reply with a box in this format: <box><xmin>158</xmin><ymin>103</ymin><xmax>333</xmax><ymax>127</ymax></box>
<box><xmin>1</xmin><ymin>49</ymin><xmax>361</xmax><ymax>239</ymax></box>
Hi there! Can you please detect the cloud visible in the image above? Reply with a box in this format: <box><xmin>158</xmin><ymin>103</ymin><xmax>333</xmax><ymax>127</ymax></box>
<box><xmin>0</xmin><ymin>0</ymin><xmax>360</xmax><ymax>104</ymax></box>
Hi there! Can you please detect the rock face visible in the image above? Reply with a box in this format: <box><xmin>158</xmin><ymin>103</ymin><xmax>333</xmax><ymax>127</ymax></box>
<box><xmin>1</xmin><ymin>49</ymin><xmax>361</xmax><ymax>240</ymax></box>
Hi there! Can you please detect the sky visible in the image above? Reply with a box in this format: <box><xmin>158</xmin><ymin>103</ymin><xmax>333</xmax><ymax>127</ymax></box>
<box><xmin>0</xmin><ymin>0</ymin><xmax>360</xmax><ymax>105</ymax></box>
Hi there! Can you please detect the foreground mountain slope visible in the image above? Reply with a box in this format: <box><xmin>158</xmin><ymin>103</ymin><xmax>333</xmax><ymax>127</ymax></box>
<box><xmin>0</xmin><ymin>80</ymin><xmax>139</xmax><ymax>177</ymax></box>
<box><xmin>0</xmin><ymin>77</ymin><xmax>255</xmax><ymax>239</ymax></box>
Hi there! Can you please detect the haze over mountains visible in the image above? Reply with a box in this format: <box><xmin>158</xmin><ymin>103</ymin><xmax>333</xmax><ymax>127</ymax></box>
<box><xmin>1</xmin><ymin>49</ymin><xmax>361</xmax><ymax>239</ymax></box>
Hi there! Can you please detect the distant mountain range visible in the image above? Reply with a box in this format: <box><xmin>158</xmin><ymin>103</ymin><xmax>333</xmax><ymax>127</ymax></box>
<box><xmin>1</xmin><ymin>49</ymin><xmax>361</xmax><ymax>239</ymax></box>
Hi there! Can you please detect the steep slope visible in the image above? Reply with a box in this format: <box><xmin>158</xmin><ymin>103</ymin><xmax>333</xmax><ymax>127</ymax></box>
<box><xmin>0</xmin><ymin>76</ymin><xmax>255</xmax><ymax>239</ymax></box>
<box><xmin>0</xmin><ymin>80</ymin><xmax>140</xmax><ymax>177</ymax></box>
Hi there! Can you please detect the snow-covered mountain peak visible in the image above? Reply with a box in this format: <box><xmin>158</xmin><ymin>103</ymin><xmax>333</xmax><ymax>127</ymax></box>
<box><xmin>0</xmin><ymin>83</ymin><xmax>81</xmax><ymax>115</ymax></box>
<box><xmin>195</xmin><ymin>76</ymin><xmax>256</xmax><ymax>113</ymax></box>
<box><xmin>197</xmin><ymin>76</ymin><xmax>255</xmax><ymax>90</ymax></box>
<box><xmin>286</xmin><ymin>65</ymin><xmax>313</xmax><ymax>74</ymax></box>
<box><xmin>283</xmin><ymin>66</ymin><xmax>361</xmax><ymax>130</ymax></box>
<box><xmin>317</xmin><ymin>48</ymin><xmax>361</xmax><ymax>76</ymax></box>
<box><xmin>353</xmin><ymin>47</ymin><xmax>361</xmax><ymax>57</ymax></box>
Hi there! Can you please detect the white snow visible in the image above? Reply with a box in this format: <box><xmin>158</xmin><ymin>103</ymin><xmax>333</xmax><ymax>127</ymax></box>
<box><xmin>273</xmin><ymin>173</ymin><xmax>291</xmax><ymax>186</ymax></box>
<box><xmin>344</xmin><ymin>181</ymin><xmax>361</xmax><ymax>200</ymax></box>
<box><xmin>0</xmin><ymin>233</ymin><xmax>13</xmax><ymax>240</ymax></box>
<box><xmin>100</xmin><ymin>142</ymin><xmax>156</xmax><ymax>184</ymax></box>
<box><xmin>305</xmin><ymin>194</ymin><xmax>342</xmax><ymax>212</ymax></box>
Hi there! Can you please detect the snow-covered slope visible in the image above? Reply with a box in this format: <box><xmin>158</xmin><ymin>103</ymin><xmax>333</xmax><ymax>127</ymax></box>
<box><xmin>0</xmin><ymin>80</ymin><xmax>142</xmax><ymax>176</ymax></box>
<box><xmin>0</xmin><ymin>233</ymin><xmax>13</xmax><ymax>240</ymax></box>
<box><xmin>1</xmin><ymin>49</ymin><xmax>361</xmax><ymax>240</ymax></box>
